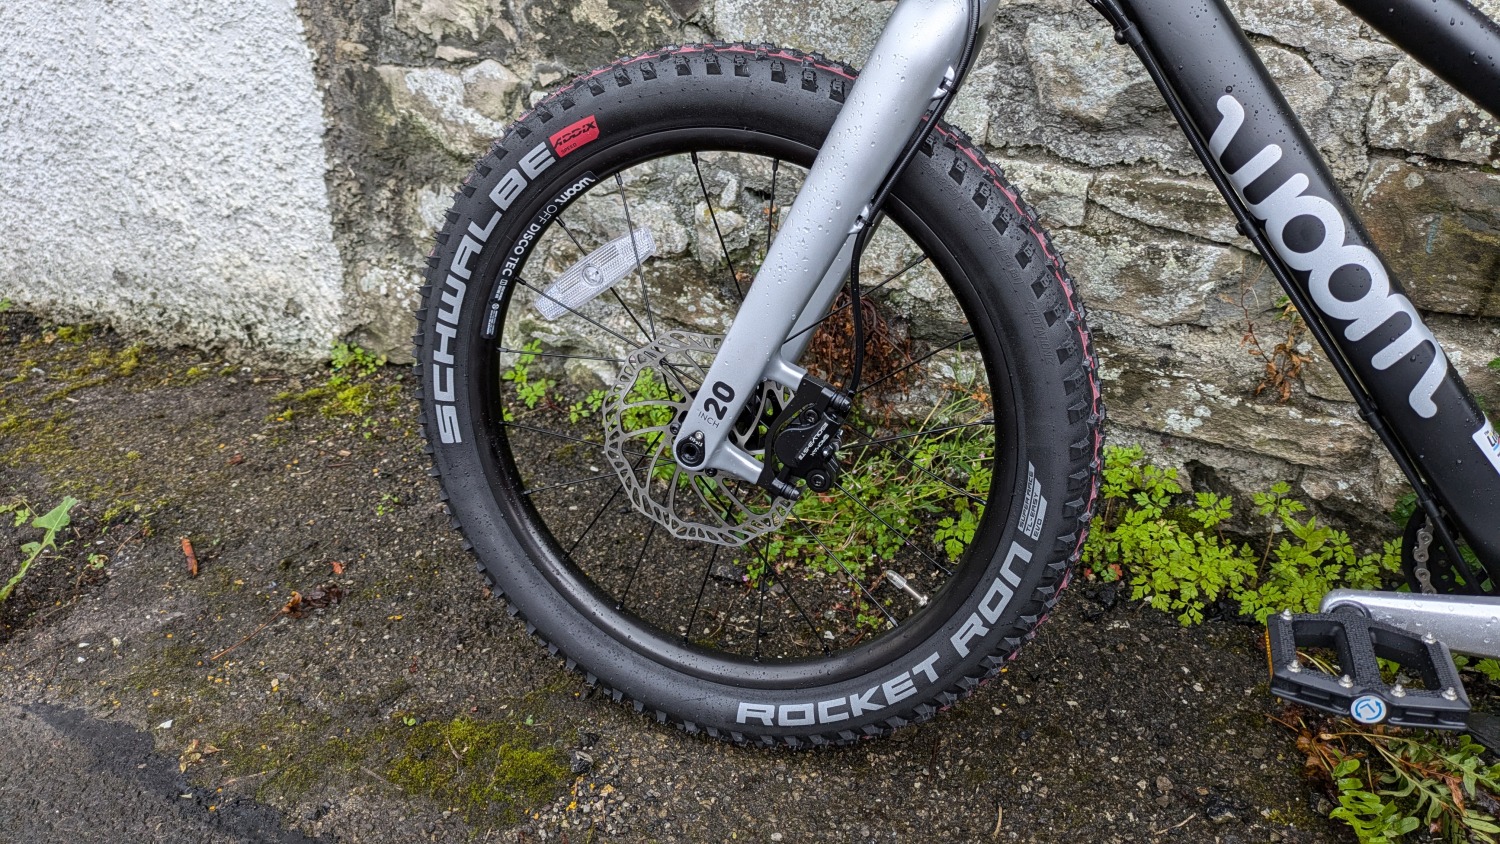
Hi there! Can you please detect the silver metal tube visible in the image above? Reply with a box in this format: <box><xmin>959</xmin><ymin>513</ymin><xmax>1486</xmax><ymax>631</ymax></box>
<box><xmin>672</xmin><ymin>0</ymin><xmax>973</xmax><ymax>481</ymax></box>
<box><xmin>779</xmin><ymin>234</ymin><xmax>856</xmax><ymax>365</ymax></box>
<box><xmin>1322</xmin><ymin>589</ymin><xmax>1500</xmax><ymax>659</ymax></box>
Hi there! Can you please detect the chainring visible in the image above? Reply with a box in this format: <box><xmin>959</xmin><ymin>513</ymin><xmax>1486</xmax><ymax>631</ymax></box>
<box><xmin>600</xmin><ymin>330</ymin><xmax>793</xmax><ymax>545</ymax></box>
<box><xmin>1401</xmin><ymin>511</ymin><xmax>1494</xmax><ymax>596</ymax></box>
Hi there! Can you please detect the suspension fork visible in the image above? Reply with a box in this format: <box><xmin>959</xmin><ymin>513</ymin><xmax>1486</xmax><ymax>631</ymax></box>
<box><xmin>670</xmin><ymin>0</ymin><xmax>999</xmax><ymax>486</ymax></box>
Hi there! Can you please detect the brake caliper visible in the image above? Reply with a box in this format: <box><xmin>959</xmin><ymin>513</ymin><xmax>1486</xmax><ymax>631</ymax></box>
<box><xmin>757</xmin><ymin>375</ymin><xmax>852</xmax><ymax>501</ymax></box>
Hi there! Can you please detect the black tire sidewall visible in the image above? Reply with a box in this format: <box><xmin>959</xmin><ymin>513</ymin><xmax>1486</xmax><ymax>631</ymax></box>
<box><xmin>419</xmin><ymin>47</ymin><xmax>1094</xmax><ymax>742</ymax></box>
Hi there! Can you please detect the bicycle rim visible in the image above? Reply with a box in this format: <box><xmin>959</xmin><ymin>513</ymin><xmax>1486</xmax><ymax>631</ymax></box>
<box><xmin>476</xmin><ymin>126</ymin><xmax>1018</xmax><ymax>688</ymax></box>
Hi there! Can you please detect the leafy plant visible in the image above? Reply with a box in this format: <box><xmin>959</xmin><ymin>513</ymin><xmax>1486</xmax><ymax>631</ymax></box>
<box><xmin>1</xmin><ymin>497</ymin><xmax>79</xmax><ymax>603</ymax></box>
<box><xmin>1082</xmin><ymin>445</ymin><xmax>1400</xmax><ymax>625</ymax></box>
<box><xmin>1240</xmin><ymin>482</ymin><xmax>1400</xmax><ymax>622</ymax></box>
<box><xmin>269</xmin><ymin>342</ymin><xmax>401</xmax><ymax>438</ymax></box>
<box><xmin>375</xmin><ymin>493</ymin><xmax>400</xmax><ymax>517</ymax></box>
<box><xmin>330</xmin><ymin>342</ymin><xmax>385</xmax><ymax>376</ymax></box>
<box><xmin>759</xmin><ymin>396</ymin><xmax>991</xmax><ymax>631</ymax></box>
<box><xmin>1293</xmin><ymin>712</ymin><xmax>1500</xmax><ymax>843</ymax></box>
<box><xmin>569</xmin><ymin>389</ymin><xmax>607</xmax><ymax>424</ymax></box>
<box><xmin>500</xmin><ymin>340</ymin><xmax>555</xmax><ymax>422</ymax></box>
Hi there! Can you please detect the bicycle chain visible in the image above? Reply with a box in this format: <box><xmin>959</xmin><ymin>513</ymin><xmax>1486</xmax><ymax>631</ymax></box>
<box><xmin>1413</xmin><ymin>518</ymin><xmax>1437</xmax><ymax>595</ymax></box>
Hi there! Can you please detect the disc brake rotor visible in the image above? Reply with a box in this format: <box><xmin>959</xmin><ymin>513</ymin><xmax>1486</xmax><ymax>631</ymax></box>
<box><xmin>601</xmin><ymin>330</ymin><xmax>792</xmax><ymax>545</ymax></box>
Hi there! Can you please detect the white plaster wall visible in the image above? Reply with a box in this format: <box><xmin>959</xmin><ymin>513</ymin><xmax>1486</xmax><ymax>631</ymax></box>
<box><xmin>0</xmin><ymin>0</ymin><xmax>345</xmax><ymax>360</ymax></box>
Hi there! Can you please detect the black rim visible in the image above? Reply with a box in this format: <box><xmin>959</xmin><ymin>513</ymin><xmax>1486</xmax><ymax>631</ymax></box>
<box><xmin>473</xmin><ymin>126</ymin><xmax>1024</xmax><ymax>689</ymax></box>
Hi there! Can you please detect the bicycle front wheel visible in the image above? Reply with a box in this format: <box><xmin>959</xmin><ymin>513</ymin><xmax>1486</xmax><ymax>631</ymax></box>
<box><xmin>416</xmin><ymin>43</ymin><xmax>1102</xmax><ymax>745</ymax></box>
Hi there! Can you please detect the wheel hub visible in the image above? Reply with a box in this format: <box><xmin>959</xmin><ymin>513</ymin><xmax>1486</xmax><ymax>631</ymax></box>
<box><xmin>600</xmin><ymin>330</ymin><xmax>793</xmax><ymax>545</ymax></box>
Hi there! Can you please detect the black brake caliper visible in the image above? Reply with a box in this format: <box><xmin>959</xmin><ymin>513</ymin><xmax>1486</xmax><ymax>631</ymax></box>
<box><xmin>756</xmin><ymin>375</ymin><xmax>852</xmax><ymax>501</ymax></box>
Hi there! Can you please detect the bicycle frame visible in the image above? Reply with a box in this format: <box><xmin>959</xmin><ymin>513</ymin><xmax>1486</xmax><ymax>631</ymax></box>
<box><xmin>669</xmin><ymin>0</ymin><xmax>989</xmax><ymax>485</ymax></box>
<box><xmin>675</xmin><ymin>0</ymin><xmax>1500</xmax><ymax>587</ymax></box>
<box><xmin>1087</xmin><ymin>0</ymin><xmax>1500</xmax><ymax>586</ymax></box>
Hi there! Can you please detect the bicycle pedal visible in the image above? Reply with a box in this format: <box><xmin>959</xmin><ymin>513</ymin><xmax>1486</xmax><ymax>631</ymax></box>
<box><xmin>1266</xmin><ymin>610</ymin><xmax>1469</xmax><ymax>731</ymax></box>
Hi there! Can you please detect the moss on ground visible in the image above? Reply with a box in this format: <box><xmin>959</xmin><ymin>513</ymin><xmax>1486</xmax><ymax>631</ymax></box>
<box><xmin>212</xmin><ymin>705</ymin><xmax>568</xmax><ymax>826</ymax></box>
<box><xmin>384</xmin><ymin>716</ymin><xmax>570</xmax><ymax>826</ymax></box>
<box><xmin>0</xmin><ymin>320</ymin><xmax>215</xmax><ymax>524</ymax></box>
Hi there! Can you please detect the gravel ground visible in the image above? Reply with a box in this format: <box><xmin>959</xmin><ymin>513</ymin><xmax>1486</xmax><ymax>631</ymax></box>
<box><xmin>0</xmin><ymin>314</ymin><xmax>1347</xmax><ymax>842</ymax></box>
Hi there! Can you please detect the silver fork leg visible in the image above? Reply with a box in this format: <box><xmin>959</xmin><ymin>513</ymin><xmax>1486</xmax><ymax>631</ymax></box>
<box><xmin>669</xmin><ymin>0</ymin><xmax>984</xmax><ymax>484</ymax></box>
<box><xmin>1322</xmin><ymin>589</ymin><xmax>1500</xmax><ymax>659</ymax></box>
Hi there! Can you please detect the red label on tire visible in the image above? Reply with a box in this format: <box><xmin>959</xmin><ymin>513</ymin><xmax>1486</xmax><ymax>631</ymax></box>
<box><xmin>550</xmin><ymin>116</ymin><xmax>600</xmax><ymax>158</ymax></box>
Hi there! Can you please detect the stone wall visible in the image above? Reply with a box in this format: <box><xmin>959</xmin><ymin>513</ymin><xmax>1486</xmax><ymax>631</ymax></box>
<box><xmin>5</xmin><ymin>0</ymin><xmax>1499</xmax><ymax>534</ymax></box>
<box><xmin>313</xmin><ymin>0</ymin><xmax>1500</xmax><ymax>533</ymax></box>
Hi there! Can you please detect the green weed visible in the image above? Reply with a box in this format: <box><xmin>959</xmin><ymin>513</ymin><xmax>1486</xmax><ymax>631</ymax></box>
<box><xmin>375</xmin><ymin>493</ymin><xmax>400</xmax><ymax>517</ymax></box>
<box><xmin>1299</xmin><ymin>716</ymin><xmax>1500</xmax><ymax>843</ymax></box>
<box><xmin>1081</xmin><ymin>445</ymin><xmax>1400</xmax><ymax>625</ymax></box>
<box><xmin>500</xmin><ymin>340</ymin><xmax>553</xmax><ymax>422</ymax></box>
<box><xmin>1</xmin><ymin>497</ymin><xmax>79</xmax><ymax>603</ymax></box>
<box><xmin>271</xmin><ymin>342</ymin><xmax>399</xmax><ymax>434</ymax></box>
<box><xmin>330</xmin><ymin>342</ymin><xmax>385</xmax><ymax>376</ymax></box>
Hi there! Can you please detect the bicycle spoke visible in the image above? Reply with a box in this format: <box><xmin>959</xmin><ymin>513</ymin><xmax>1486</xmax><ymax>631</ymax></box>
<box><xmin>521</xmin><ymin>471</ymin><xmax>618</xmax><ymax>497</ymax></box>
<box><xmin>692</xmin><ymin>151</ymin><xmax>745</xmax><ymax>300</ymax></box>
<box><xmin>781</xmin><ymin>254</ymin><xmax>930</xmax><ymax>346</ymax></box>
<box><xmin>684</xmin><ymin>545</ymin><xmax>721</xmax><ymax>644</ymax></box>
<box><xmin>554</xmin><ymin>216</ymin><xmax>591</xmax><ymax>254</ymax></box>
<box><xmin>614</xmin><ymin>173</ymin><xmax>658</xmax><ymax>339</ymax></box>
<box><xmin>789</xmin><ymin>520</ymin><xmax>900</xmax><ymax>629</ymax></box>
<box><xmin>565</xmin><ymin>451</ymin><xmax>653</xmax><ymax>558</ymax></box>
<box><xmin>518</xmin><ymin>277</ymin><xmax>641</xmax><ymax>349</ymax></box>
<box><xmin>615</xmin><ymin>521</ymin><xmax>658</xmax><ymax>610</ymax></box>
<box><xmin>503</xmin><ymin>420</ymin><xmax>648</xmax><ymax>461</ymax></box>
<box><xmin>840</xmin><ymin>419</ymin><xmax>995</xmax><ymax>451</ymax></box>
<box><xmin>750</xmin><ymin>538</ymin><xmax>828</xmax><ymax>653</ymax></box>
<box><xmin>608</xmin><ymin>289</ymin><xmax>655</xmax><ymax>346</ymax></box>
<box><xmin>499</xmin><ymin>347</ymin><xmax>625</xmax><ymax>366</ymax></box>
<box><xmin>753</xmin><ymin>555</ymin><xmax>769</xmax><ymax>661</ymax></box>
<box><xmin>831</xmin><ymin>477</ymin><xmax>953</xmax><ymax>577</ymax></box>
<box><xmin>855</xmin><ymin>331</ymin><xmax>975</xmax><ymax>395</ymax></box>
<box><xmin>685</xmin><ymin>479</ymin><xmax>826</xmax><ymax>654</ymax></box>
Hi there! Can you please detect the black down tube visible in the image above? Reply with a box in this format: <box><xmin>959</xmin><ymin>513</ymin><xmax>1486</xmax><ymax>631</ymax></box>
<box><xmin>1119</xmin><ymin>0</ymin><xmax>1500</xmax><ymax>574</ymax></box>
<box><xmin>1338</xmin><ymin>0</ymin><xmax>1500</xmax><ymax>120</ymax></box>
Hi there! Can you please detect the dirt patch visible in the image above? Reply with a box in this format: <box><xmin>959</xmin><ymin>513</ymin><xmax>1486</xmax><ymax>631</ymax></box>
<box><xmin>0</xmin><ymin>314</ymin><xmax>1346</xmax><ymax>842</ymax></box>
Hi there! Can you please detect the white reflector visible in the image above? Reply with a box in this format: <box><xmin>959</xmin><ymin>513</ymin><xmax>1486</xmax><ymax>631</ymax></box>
<box><xmin>535</xmin><ymin>229</ymin><xmax>657</xmax><ymax>321</ymax></box>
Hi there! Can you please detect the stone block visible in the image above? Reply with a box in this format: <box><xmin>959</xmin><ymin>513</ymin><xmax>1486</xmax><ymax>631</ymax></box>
<box><xmin>1367</xmin><ymin>58</ymin><xmax>1500</xmax><ymax>168</ymax></box>
<box><xmin>1095</xmin><ymin>329</ymin><xmax>1375</xmax><ymax>468</ymax></box>
<box><xmin>377</xmin><ymin>61</ymin><xmax>518</xmax><ymax>156</ymax></box>
<box><xmin>992</xmin><ymin>156</ymin><xmax>1092</xmax><ymax>228</ymax></box>
<box><xmin>1091</xmin><ymin>171</ymin><xmax>1243</xmax><ymax>246</ymax></box>
<box><xmin>1359</xmin><ymin>158</ymin><xmax>1500</xmax><ymax>317</ymax></box>
<box><xmin>1054</xmin><ymin>228</ymin><xmax>1246</xmax><ymax>327</ymax></box>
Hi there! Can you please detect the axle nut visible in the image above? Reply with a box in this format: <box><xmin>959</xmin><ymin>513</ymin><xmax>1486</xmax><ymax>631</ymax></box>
<box><xmin>675</xmin><ymin>431</ymin><xmax>706</xmax><ymax>467</ymax></box>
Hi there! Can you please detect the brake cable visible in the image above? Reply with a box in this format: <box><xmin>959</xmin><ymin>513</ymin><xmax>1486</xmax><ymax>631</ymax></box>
<box><xmin>847</xmin><ymin>0</ymin><xmax>983</xmax><ymax>393</ymax></box>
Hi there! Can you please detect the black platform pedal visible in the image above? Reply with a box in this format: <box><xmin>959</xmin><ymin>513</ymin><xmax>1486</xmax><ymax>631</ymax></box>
<box><xmin>1266</xmin><ymin>610</ymin><xmax>1469</xmax><ymax>731</ymax></box>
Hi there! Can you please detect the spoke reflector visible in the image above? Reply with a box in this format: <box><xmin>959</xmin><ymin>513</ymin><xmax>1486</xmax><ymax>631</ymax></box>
<box><xmin>536</xmin><ymin>228</ymin><xmax>657</xmax><ymax>320</ymax></box>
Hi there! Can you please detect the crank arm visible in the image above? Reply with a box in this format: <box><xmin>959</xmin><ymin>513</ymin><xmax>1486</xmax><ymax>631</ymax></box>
<box><xmin>1322</xmin><ymin>589</ymin><xmax>1500</xmax><ymax>660</ymax></box>
<box><xmin>670</xmin><ymin>0</ymin><xmax>988</xmax><ymax>485</ymax></box>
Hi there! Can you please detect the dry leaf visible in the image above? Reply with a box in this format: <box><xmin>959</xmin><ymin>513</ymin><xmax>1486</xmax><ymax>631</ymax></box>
<box><xmin>181</xmin><ymin>537</ymin><xmax>199</xmax><ymax>577</ymax></box>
